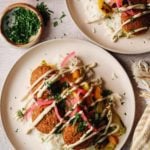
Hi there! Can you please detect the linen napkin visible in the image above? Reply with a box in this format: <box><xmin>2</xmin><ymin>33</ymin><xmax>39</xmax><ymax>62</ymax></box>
<box><xmin>130</xmin><ymin>61</ymin><xmax>150</xmax><ymax>150</ymax></box>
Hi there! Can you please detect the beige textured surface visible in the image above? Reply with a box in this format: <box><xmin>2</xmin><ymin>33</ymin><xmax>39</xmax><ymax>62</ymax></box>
<box><xmin>0</xmin><ymin>0</ymin><xmax>149</xmax><ymax>149</ymax></box>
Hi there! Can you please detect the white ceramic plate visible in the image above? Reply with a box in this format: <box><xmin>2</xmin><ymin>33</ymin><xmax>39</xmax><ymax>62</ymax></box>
<box><xmin>66</xmin><ymin>0</ymin><xmax>150</xmax><ymax>54</ymax></box>
<box><xmin>1</xmin><ymin>39</ymin><xmax>135</xmax><ymax>150</ymax></box>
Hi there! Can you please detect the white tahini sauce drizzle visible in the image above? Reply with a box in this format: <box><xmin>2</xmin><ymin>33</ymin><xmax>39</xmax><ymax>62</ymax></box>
<box><xmin>21</xmin><ymin>69</ymin><xmax>54</xmax><ymax>101</ymax></box>
<box><xmin>20</xmin><ymin>57</ymin><xmax>117</xmax><ymax>149</ymax></box>
<box><xmin>26</xmin><ymin>102</ymin><xmax>56</xmax><ymax>134</ymax></box>
<box><xmin>119</xmin><ymin>4</ymin><xmax>146</xmax><ymax>12</ymax></box>
<box><xmin>127</xmin><ymin>27</ymin><xmax>149</xmax><ymax>37</ymax></box>
<box><xmin>113</xmin><ymin>10</ymin><xmax>150</xmax><ymax>41</ymax></box>
<box><xmin>63</xmin><ymin>126</ymin><xmax>106</xmax><ymax>149</ymax></box>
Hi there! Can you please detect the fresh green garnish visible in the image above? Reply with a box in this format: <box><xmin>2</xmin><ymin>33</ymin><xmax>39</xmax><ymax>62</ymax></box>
<box><xmin>3</xmin><ymin>7</ymin><xmax>40</xmax><ymax>44</ymax></box>
<box><xmin>47</xmin><ymin>81</ymin><xmax>69</xmax><ymax>101</ymax></box>
<box><xmin>41</xmin><ymin>60</ymin><xmax>47</xmax><ymax>65</ymax></box>
<box><xmin>53</xmin><ymin>11</ymin><xmax>66</xmax><ymax>27</ymax></box>
<box><xmin>102</xmin><ymin>89</ymin><xmax>112</xmax><ymax>97</ymax></box>
<box><xmin>53</xmin><ymin>21</ymin><xmax>58</xmax><ymax>27</ymax></box>
<box><xmin>73</xmin><ymin>113</ymin><xmax>81</xmax><ymax>125</ymax></box>
<box><xmin>36</xmin><ymin>2</ymin><xmax>53</xmax><ymax>26</ymax></box>
<box><xmin>17</xmin><ymin>109</ymin><xmax>24</xmax><ymax>118</ymax></box>
<box><xmin>54</xmin><ymin>124</ymin><xmax>63</xmax><ymax>134</ymax></box>
<box><xmin>59</xmin><ymin>11</ymin><xmax>66</xmax><ymax>23</ymax></box>
<box><xmin>77</xmin><ymin>121</ymin><xmax>87</xmax><ymax>132</ymax></box>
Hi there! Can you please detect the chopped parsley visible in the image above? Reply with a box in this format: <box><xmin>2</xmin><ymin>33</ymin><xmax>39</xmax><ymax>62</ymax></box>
<box><xmin>36</xmin><ymin>2</ymin><xmax>54</xmax><ymax>26</ymax></box>
<box><xmin>54</xmin><ymin>124</ymin><xmax>63</xmax><ymax>134</ymax></box>
<box><xmin>59</xmin><ymin>12</ymin><xmax>66</xmax><ymax>22</ymax></box>
<box><xmin>17</xmin><ymin>109</ymin><xmax>24</xmax><ymax>118</ymax></box>
<box><xmin>47</xmin><ymin>81</ymin><xmax>69</xmax><ymax>101</ymax></box>
<box><xmin>3</xmin><ymin>7</ymin><xmax>40</xmax><ymax>44</ymax></box>
<box><xmin>53</xmin><ymin>11</ymin><xmax>66</xmax><ymax>27</ymax></box>
<box><xmin>77</xmin><ymin>121</ymin><xmax>87</xmax><ymax>132</ymax></box>
<box><xmin>102</xmin><ymin>89</ymin><xmax>112</xmax><ymax>97</ymax></box>
<box><xmin>72</xmin><ymin>113</ymin><xmax>81</xmax><ymax>125</ymax></box>
<box><xmin>53</xmin><ymin>21</ymin><xmax>58</xmax><ymax>27</ymax></box>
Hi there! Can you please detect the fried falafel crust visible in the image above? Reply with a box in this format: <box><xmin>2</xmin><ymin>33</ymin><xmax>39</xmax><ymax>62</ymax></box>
<box><xmin>30</xmin><ymin>65</ymin><xmax>51</xmax><ymax>99</ymax></box>
<box><xmin>32</xmin><ymin>106</ymin><xmax>59</xmax><ymax>134</ymax></box>
<box><xmin>63</xmin><ymin>124</ymin><xmax>94</xmax><ymax>149</ymax></box>
<box><xmin>63</xmin><ymin>124</ymin><xmax>83</xmax><ymax>145</ymax></box>
<box><xmin>121</xmin><ymin>10</ymin><xmax>149</xmax><ymax>34</ymax></box>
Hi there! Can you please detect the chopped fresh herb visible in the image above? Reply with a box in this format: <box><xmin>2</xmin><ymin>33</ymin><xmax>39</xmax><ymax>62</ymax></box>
<box><xmin>53</xmin><ymin>11</ymin><xmax>66</xmax><ymax>27</ymax></box>
<box><xmin>77</xmin><ymin>121</ymin><xmax>87</xmax><ymax>132</ymax></box>
<box><xmin>53</xmin><ymin>21</ymin><xmax>58</xmax><ymax>27</ymax></box>
<box><xmin>73</xmin><ymin>113</ymin><xmax>81</xmax><ymax>125</ymax></box>
<box><xmin>48</xmin><ymin>81</ymin><xmax>68</xmax><ymax>100</ymax></box>
<box><xmin>17</xmin><ymin>110</ymin><xmax>24</xmax><ymax>118</ymax></box>
<box><xmin>36</xmin><ymin>2</ymin><xmax>53</xmax><ymax>26</ymax></box>
<box><xmin>102</xmin><ymin>89</ymin><xmax>112</xmax><ymax>97</ymax></box>
<box><xmin>3</xmin><ymin>7</ymin><xmax>40</xmax><ymax>44</ymax></box>
<box><xmin>54</xmin><ymin>124</ymin><xmax>63</xmax><ymax>134</ymax></box>
<box><xmin>41</xmin><ymin>60</ymin><xmax>47</xmax><ymax>65</ymax></box>
<box><xmin>54</xmin><ymin>94</ymin><xmax>62</xmax><ymax>101</ymax></box>
<box><xmin>60</xmin><ymin>12</ymin><xmax>66</xmax><ymax>23</ymax></box>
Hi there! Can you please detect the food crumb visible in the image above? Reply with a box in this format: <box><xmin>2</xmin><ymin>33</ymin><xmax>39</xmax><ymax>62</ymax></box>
<box><xmin>15</xmin><ymin>128</ymin><xmax>19</xmax><ymax>133</ymax></box>
<box><xmin>111</xmin><ymin>73</ymin><xmax>118</xmax><ymax>80</ymax></box>
<box><xmin>92</xmin><ymin>27</ymin><xmax>96</xmax><ymax>33</ymax></box>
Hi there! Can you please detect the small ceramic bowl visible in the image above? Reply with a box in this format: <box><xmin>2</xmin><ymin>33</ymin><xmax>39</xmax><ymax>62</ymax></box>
<box><xmin>0</xmin><ymin>3</ymin><xmax>43</xmax><ymax>48</ymax></box>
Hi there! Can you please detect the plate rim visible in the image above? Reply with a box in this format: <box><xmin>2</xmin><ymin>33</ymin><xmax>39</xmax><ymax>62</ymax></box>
<box><xmin>0</xmin><ymin>38</ymin><xmax>135</xmax><ymax>149</ymax></box>
<box><xmin>66</xmin><ymin>0</ymin><xmax>150</xmax><ymax>54</ymax></box>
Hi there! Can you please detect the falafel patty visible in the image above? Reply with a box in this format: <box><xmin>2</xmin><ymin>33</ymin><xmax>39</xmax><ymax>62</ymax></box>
<box><xmin>30</xmin><ymin>64</ymin><xmax>51</xmax><ymax>99</ymax></box>
<box><xmin>32</xmin><ymin>106</ymin><xmax>59</xmax><ymax>134</ymax></box>
<box><xmin>121</xmin><ymin>10</ymin><xmax>149</xmax><ymax>34</ymax></box>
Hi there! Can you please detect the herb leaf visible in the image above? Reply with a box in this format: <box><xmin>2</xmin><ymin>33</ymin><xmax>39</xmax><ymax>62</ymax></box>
<box><xmin>102</xmin><ymin>89</ymin><xmax>112</xmax><ymax>97</ymax></box>
<box><xmin>59</xmin><ymin>12</ymin><xmax>66</xmax><ymax>22</ymax></box>
<box><xmin>53</xmin><ymin>21</ymin><xmax>58</xmax><ymax>27</ymax></box>
<box><xmin>53</xmin><ymin>11</ymin><xmax>66</xmax><ymax>27</ymax></box>
<box><xmin>77</xmin><ymin>121</ymin><xmax>87</xmax><ymax>132</ymax></box>
<box><xmin>36</xmin><ymin>2</ymin><xmax>53</xmax><ymax>26</ymax></box>
<box><xmin>17</xmin><ymin>110</ymin><xmax>24</xmax><ymax>118</ymax></box>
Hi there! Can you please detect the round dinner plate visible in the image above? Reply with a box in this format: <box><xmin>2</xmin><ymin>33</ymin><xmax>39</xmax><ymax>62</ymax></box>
<box><xmin>66</xmin><ymin>0</ymin><xmax>150</xmax><ymax>54</ymax></box>
<box><xmin>0</xmin><ymin>39</ymin><xmax>135</xmax><ymax>150</ymax></box>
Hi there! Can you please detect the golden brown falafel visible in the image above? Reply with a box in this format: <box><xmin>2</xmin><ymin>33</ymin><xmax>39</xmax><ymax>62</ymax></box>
<box><xmin>30</xmin><ymin>65</ymin><xmax>51</xmax><ymax>99</ymax></box>
<box><xmin>63</xmin><ymin>124</ymin><xmax>95</xmax><ymax>149</ymax></box>
<box><xmin>121</xmin><ymin>10</ymin><xmax>149</xmax><ymax>34</ymax></box>
<box><xmin>63</xmin><ymin>124</ymin><xmax>83</xmax><ymax>145</ymax></box>
<box><xmin>32</xmin><ymin>106</ymin><xmax>59</xmax><ymax>134</ymax></box>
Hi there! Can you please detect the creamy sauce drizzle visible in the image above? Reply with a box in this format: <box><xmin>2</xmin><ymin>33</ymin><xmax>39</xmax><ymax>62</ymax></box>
<box><xmin>26</xmin><ymin>102</ymin><xmax>56</xmax><ymax>134</ymax></box>
<box><xmin>63</xmin><ymin>126</ymin><xmax>106</xmax><ymax>149</ymax></box>
<box><xmin>21</xmin><ymin>59</ymin><xmax>116</xmax><ymax>149</ymax></box>
<box><xmin>119</xmin><ymin>4</ymin><xmax>146</xmax><ymax>12</ymax></box>
<box><xmin>113</xmin><ymin>10</ymin><xmax>150</xmax><ymax>41</ymax></box>
<box><xmin>21</xmin><ymin>69</ymin><xmax>54</xmax><ymax>101</ymax></box>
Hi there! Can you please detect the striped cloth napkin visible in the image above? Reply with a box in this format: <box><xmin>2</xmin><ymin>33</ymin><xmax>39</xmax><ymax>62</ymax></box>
<box><xmin>131</xmin><ymin>61</ymin><xmax>150</xmax><ymax>150</ymax></box>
